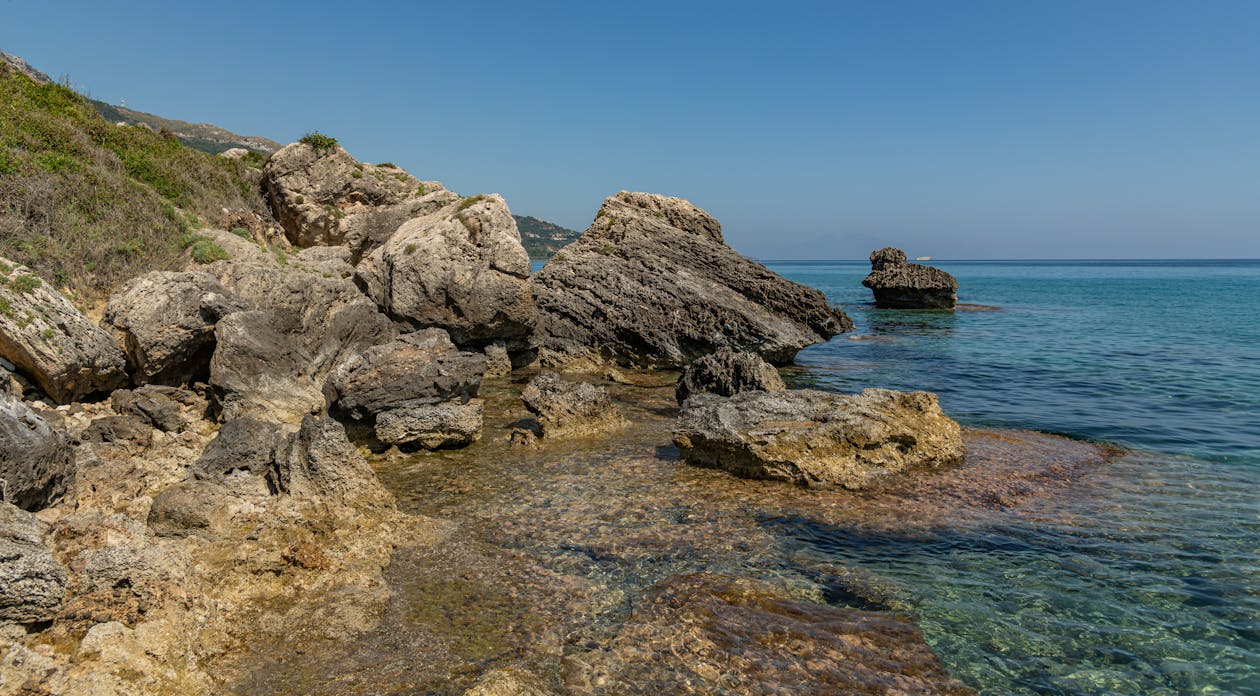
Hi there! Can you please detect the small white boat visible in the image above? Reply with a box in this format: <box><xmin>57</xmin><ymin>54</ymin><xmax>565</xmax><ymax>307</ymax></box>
<box><xmin>915</xmin><ymin>256</ymin><xmax>931</xmax><ymax>261</ymax></box>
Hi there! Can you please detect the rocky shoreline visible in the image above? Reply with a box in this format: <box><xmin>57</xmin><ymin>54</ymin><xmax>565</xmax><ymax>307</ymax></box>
<box><xmin>1</xmin><ymin>138</ymin><xmax>1119</xmax><ymax>695</ymax></box>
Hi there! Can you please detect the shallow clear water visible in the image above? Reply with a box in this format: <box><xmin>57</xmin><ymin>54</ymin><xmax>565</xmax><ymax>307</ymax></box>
<box><xmin>767</xmin><ymin>260</ymin><xmax>1260</xmax><ymax>694</ymax></box>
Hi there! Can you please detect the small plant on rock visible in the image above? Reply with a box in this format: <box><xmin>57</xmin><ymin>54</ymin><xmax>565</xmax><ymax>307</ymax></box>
<box><xmin>299</xmin><ymin>131</ymin><xmax>338</xmax><ymax>153</ymax></box>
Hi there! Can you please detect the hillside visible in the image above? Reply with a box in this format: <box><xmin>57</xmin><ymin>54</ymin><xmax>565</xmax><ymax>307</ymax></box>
<box><xmin>90</xmin><ymin>100</ymin><xmax>281</xmax><ymax>155</ymax></box>
<box><xmin>513</xmin><ymin>214</ymin><xmax>581</xmax><ymax>259</ymax></box>
<box><xmin>0</xmin><ymin>59</ymin><xmax>269</xmax><ymax>301</ymax></box>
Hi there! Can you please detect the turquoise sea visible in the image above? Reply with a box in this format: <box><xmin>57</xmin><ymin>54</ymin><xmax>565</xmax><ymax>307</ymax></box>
<box><xmin>766</xmin><ymin>260</ymin><xmax>1260</xmax><ymax>694</ymax></box>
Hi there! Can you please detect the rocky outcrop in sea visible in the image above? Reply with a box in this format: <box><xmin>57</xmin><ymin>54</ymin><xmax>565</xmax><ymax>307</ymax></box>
<box><xmin>862</xmin><ymin>247</ymin><xmax>959</xmax><ymax>309</ymax></box>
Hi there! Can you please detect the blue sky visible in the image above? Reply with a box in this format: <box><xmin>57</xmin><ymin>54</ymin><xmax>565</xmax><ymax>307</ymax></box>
<box><xmin>4</xmin><ymin>1</ymin><xmax>1258</xmax><ymax>258</ymax></box>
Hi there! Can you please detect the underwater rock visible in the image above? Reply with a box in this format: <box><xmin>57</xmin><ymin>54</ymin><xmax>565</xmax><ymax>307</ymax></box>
<box><xmin>522</xmin><ymin>371</ymin><xmax>624</xmax><ymax>438</ymax></box>
<box><xmin>675</xmin><ymin>347</ymin><xmax>785</xmax><ymax>404</ymax></box>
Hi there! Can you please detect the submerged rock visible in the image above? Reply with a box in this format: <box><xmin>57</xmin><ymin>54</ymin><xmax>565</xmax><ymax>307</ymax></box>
<box><xmin>375</xmin><ymin>400</ymin><xmax>484</xmax><ymax>450</ymax></box>
<box><xmin>356</xmin><ymin>193</ymin><xmax>537</xmax><ymax>355</ymax></box>
<box><xmin>522</xmin><ymin>371</ymin><xmax>624</xmax><ymax>438</ymax></box>
<box><xmin>262</xmin><ymin>140</ymin><xmax>454</xmax><ymax>259</ymax></box>
<box><xmin>0</xmin><ymin>501</ymin><xmax>67</xmax><ymax>623</ymax></box>
<box><xmin>0</xmin><ymin>391</ymin><xmax>74</xmax><ymax>511</ymax></box>
<box><xmin>102</xmin><ymin>271</ymin><xmax>244</xmax><ymax>386</ymax></box>
<box><xmin>570</xmin><ymin>572</ymin><xmax>973</xmax><ymax>694</ymax></box>
<box><xmin>673</xmin><ymin>388</ymin><xmax>964</xmax><ymax>489</ymax></box>
<box><xmin>862</xmin><ymin>247</ymin><xmax>958</xmax><ymax>309</ymax></box>
<box><xmin>0</xmin><ymin>258</ymin><xmax>128</xmax><ymax>403</ymax></box>
<box><xmin>532</xmin><ymin>191</ymin><xmax>852</xmax><ymax>368</ymax></box>
<box><xmin>675</xmin><ymin>347</ymin><xmax>786</xmax><ymax>404</ymax></box>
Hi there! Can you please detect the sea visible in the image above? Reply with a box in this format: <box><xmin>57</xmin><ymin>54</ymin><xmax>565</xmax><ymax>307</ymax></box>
<box><xmin>765</xmin><ymin>259</ymin><xmax>1260</xmax><ymax>694</ymax></box>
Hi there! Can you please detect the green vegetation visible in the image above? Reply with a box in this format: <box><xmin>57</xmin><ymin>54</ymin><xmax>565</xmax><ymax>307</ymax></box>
<box><xmin>300</xmin><ymin>131</ymin><xmax>338</xmax><ymax>153</ymax></box>
<box><xmin>513</xmin><ymin>215</ymin><xmax>582</xmax><ymax>260</ymax></box>
<box><xmin>351</xmin><ymin>170</ymin><xmax>363</xmax><ymax>179</ymax></box>
<box><xmin>231</xmin><ymin>227</ymin><xmax>251</xmax><ymax>239</ymax></box>
<box><xmin>7</xmin><ymin>274</ymin><xmax>42</xmax><ymax>294</ymax></box>
<box><xmin>457</xmin><ymin>194</ymin><xmax>487</xmax><ymax>212</ymax></box>
<box><xmin>0</xmin><ymin>62</ymin><xmax>267</xmax><ymax>299</ymax></box>
<box><xmin>181</xmin><ymin>232</ymin><xmax>228</xmax><ymax>264</ymax></box>
<box><xmin>377</xmin><ymin>162</ymin><xmax>397</xmax><ymax>169</ymax></box>
<box><xmin>404</xmin><ymin>243</ymin><xmax>417</xmax><ymax>255</ymax></box>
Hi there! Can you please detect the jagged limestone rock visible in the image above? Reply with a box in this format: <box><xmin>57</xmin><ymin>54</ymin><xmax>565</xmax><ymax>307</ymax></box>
<box><xmin>861</xmin><ymin>247</ymin><xmax>958</xmax><ymax>309</ymax></box>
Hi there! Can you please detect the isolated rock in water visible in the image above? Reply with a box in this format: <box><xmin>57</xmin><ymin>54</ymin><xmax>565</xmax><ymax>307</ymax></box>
<box><xmin>324</xmin><ymin>328</ymin><xmax>485</xmax><ymax>420</ymax></box>
<box><xmin>356</xmin><ymin>193</ymin><xmax>537</xmax><ymax>354</ymax></box>
<box><xmin>675</xmin><ymin>347</ymin><xmax>786</xmax><ymax>404</ymax></box>
<box><xmin>0</xmin><ymin>258</ymin><xmax>127</xmax><ymax>403</ymax></box>
<box><xmin>463</xmin><ymin>667</ymin><xmax>553</xmax><ymax>696</ymax></box>
<box><xmin>532</xmin><ymin>192</ymin><xmax>852</xmax><ymax>368</ymax></box>
<box><xmin>262</xmin><ymin>141</ymin><xmax>455</xmax><ymax>259</ymax></box>
<box><xmin>0</xmin><ymin>391</ymin><xmax>75</xmax><ymax>511</ymax></box>
<box><xmin>103</xmin><ymin>271</ymin><xmax>244</xmax><ymax>386</ymax></box>
<box><xmin>673</xmin><ymin>388</ymin><xmax>964</xmax><ymax>489</ymax></box>
<box><xmin>522</xmin><ymin>371</ymin><xmax>624</xmax><ymax>438</ymax></box>
<box><xmin>573</xmin><ymin>572</ymin><xmax>973</xmax><ymax>695</ymax></box>
<box><xmin>861</xmin><ymin>247</ymin><xmax>958</xmax><ymax>309</ymax></box>
<box><xmin>375</xmin><ymin>400</ymin><xmax>484</xmax><ymax>450</ymax></box>
<box><xmin>0</xmin><ymin>502</ymin><xmax>67</xmax><ymax>623</ymax></box>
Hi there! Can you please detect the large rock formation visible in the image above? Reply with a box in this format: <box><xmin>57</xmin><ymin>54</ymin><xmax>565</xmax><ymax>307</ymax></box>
<box><xmin>0</xmin><ymin>501</ymin><xmax>67</xmax><ymax>623</ymax></box>
<box><xmin>102</xmin><ymin>271</ymin><xmax>244</xmax><ymax>386</ymax></box>
<box><xmin>202</xmin><ymin>232</ymin><xmax>396</xmax><ymax>422</ymax></box>
<box><xmin>675</xmin><ymin>347</ymin><xmax>786</xmax><ymax>404</ymax></box>
<box><xmin>0</xmin><ymin>390</ymin><xmax>75</xmax><ymax>510</ymax></box>
<box><xmin>532</xmin><ymin>192</ymin><xmax>852</xmax><ymax>368</ymax></box>
<box><xmin>522</xmin><ymin>371</ymin><xmax>624</xmax><ymax>438</ymax></box>
<box><xmin>0</xmin><ymin>258</ymin><xmax>128</xmax><ymax>402</ymax></box>
<box><xmin>673</xmin><ymin>388</ymin><xmax>964</xmax><ymax>489</ymax></box>
<box><xmin>262</xmin><ymin>141</ymin><xmax>454</xmax><ymax>259</ymax></box>
<box><xmin>356</xmin><ymin>194</ymin><xmax>537</xmax><ymax>355</ymax></box>
<box><xmin>861</xmin><ymin>247</ymin><xmax>958</xmax><ymax>309</ymax></box>
<box><xmin>323</xmin><ymin>328</ymin><xmax>487</xmax><ymax>450</ymax></box>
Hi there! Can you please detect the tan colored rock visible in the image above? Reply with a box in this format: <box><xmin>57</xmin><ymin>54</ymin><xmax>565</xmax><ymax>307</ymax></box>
<box><xmin>375</xmin><ymin>400</ymin><xmax>484</xmax><ymax>450</ymax></box>
<box><xmin>0</xmin><ymin>258</ymin><xmax>127</xmax><ymax>403</ymax></box>
<box><xmin>522</xmin><ymin>371</ymin><xmax>624</xmax><ymax>438</ymax></box>
<box><xmin>356</xmin><ymin>193</ymin><xmax>537</xmax><ymax>353</ymax></box>
<box><xmin>262</xmin><ymin>141</ymin><xmax>454</xmax><ymax>258</ymax></box>
<box><xmin>464</xmin><ymin>666</ymin><xmax>554</xmax><ymax>696</ymax></box>
<box><xmin>674</xmin><ymin>388</ymin><xmax>964</xmax><ymax>489</ymax></box>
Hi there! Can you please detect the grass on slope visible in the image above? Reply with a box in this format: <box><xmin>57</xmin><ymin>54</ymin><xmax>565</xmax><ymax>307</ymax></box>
<box><xmin>0</xmin><ymin>62</ymin><xmax>268</xmax><ymax>301</ymax></box>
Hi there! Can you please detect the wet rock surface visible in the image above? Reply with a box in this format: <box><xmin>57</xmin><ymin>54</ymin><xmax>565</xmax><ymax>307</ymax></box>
<box><xmin>236</xmin><ymin>375</ymin><xmax>1117</xmax><ymax>695</ymax></box>
<box><xmin>0</xmin><ymin>258</ymin><xmax>128</xmax><ymax>403</ymax></box>
<box><xmin>674</xmin><ymin>388</ymin><xmax>966</xmax><ymax>489</ymax></box>
<box><xmin>862</xmin><ymin>247</ymin><xmax>959</xmax><ymax>309</ymax></box>
<box><xmin>532</xmin><ymin>192</ymin><xmax>853</xmax><ymax>368</ymax></box>
<box><xmin>674</xmin><ymin>347</ymin><xmax>785</xmax><ymax>404</ymax></box>
<box><xmin>522</xmin><ymin>371</ymin><xmax>624</xmax><ymax>438</ymax></box>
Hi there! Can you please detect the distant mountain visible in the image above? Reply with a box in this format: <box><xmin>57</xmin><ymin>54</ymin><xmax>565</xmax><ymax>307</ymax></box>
<box><xmin>514</xmin><ymin>215</ymin><xmax>581</xmax><ymax>260</ymax></box>
<box><xmin>89</xmin><ymin>100</ymin><xmax>281</xmax><ymax>155</ymax></box>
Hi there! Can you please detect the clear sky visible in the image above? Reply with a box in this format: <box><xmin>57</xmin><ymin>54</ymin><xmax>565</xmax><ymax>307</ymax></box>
<box><xmin>4</xmin><ymin>1</ymin><xmax>1258</xmax><ymax>259</ymax></box>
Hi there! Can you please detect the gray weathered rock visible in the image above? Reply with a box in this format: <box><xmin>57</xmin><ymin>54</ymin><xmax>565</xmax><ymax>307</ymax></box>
<box><xmin>0</xmin><ymin>502</ymin><xmax>66</xmax><ymax>623</ymax></box>
<box><xmin>323</xmin><ymin>328</ymin><xmax>485</xmax><ymax>420</ymax></box>
<box><xmin>522</xmin><ymin>371</ymin><xmax>624</xmax><ymax>438</ymax></box>
<box><xmin>190</xmin><ymin>418</ymin><xmax>288</xmax><ymax>485</ymax></box>
<box><xmin>78</xmin><ymin>414</ymin><xmax>153</xmax><ymax>448</ymax></box>
<box><xmin>673</xmin><ymin>388</ymin><xmax>964</xmax><ymax>489</ymax></box>
<box><xmin>0</xmin><ymin>391</ymin><xmax>74</xmax><ymax>511</ymax></box>
<box><xmin>356</xmin><ymin>194</ymin><xmax>537</xmax><ymax>353</ymax></box>
<box><xmin>675</xmin><ymin>348</ymin><xmax>786</xmax><ymax>404</ymax></box>
<box><xmin>205</xmin><ymin>249</ymin><xmax>396</xmax><ymax>423</ymax></box>
<box><xmin>375</xmin><ymin>400</ymin><xmax>484</xmax><ymax>450</ymax></box>
<box><xmin>0</xmin><ymin>258</ymin><xmax>127</xmax><ymax>402</ymax></box>
<box><xmin>110</xmin><ymin>385</ymin><xmax>196</xmax><ymax>432</ymax></box>
<box><xmin>102</xmin><ymin>271</ymin><xmax>243</xmax><ymax>386</ymax></box>
<box><xmin>262</xmin><ymin>141</ymin><xmax>454</xmax><ymax>259</ymax></box>
<box><xmin>861</xmin><ymin>247</ymin><xmax>958</xmax><ymax>309</ymax></box>
<box><xmin>275</xmin><ymin>414</ymin><xmax>393</xmax><ymax>508</ymax></box>
<box><xmin>532</xmin><ymin>192</ymin><xmax>852</xmax><ymax>368</ymax></box>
